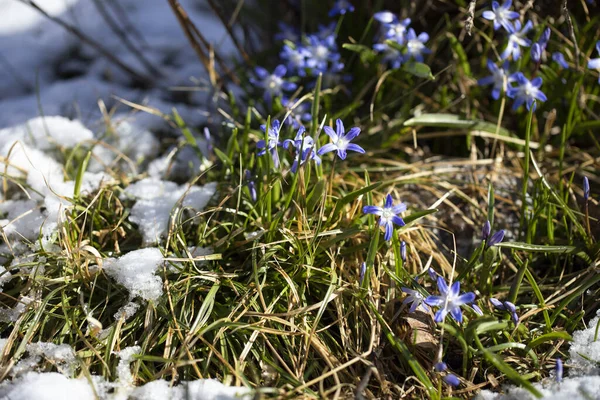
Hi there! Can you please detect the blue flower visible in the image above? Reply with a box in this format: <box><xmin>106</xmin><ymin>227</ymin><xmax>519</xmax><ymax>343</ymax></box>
<box><xmin>506</xmin><ymin>72</ymin><xmax>547</xmax><ymax>110</ymax></box>
<box><xmin>329</xmin><ymin>0</ymin><xmax>355</xmax><ymax>17</ymax></box>
<box><xmin>425</xmin><ymin>277</ymin><xmax>476</xmax><ymax>323</ymax></box>
<box><xmin>257</xmin><ymin>119</ymin><xmax>282</xmax><ymax>167</ymax></box>
<box><xmin>482</xmin><ymin>0</ymin><xmax>519</xmax><ymax>31</ymax></box>
<box><xmin>490</xmin><ymin>298</ymin><xmax>518</xmax><ymax>323</ymax></box>
<box><xmin>283</xmin><ymin>126</ymin><xmax>321</xmax><ymax>173</ymax></box>
<box><xmin>373</xmin><ymin>42</ymin><xmax>404</xmax><ymax>69</ymax></box>
<box><xmin>284</xmin><ymin>101</ymin><xmax>312</xmax><ymax>129</ymax></box>
<box><xmin>552</xmin><ymin>52</ymin><xmax>569</xmax><ymax>69</ymax></box>
<box><xmin>317</xmin><ymin>119</ymin><xmax>365</xmax><ymax>160</ymax></box>
<box><xmin>373</xmin><ymin>11</ymin><xmax>397</xmax><ymax>24</ymax></box>
<box><xmin>434</xmin><ymin>362</ymin><xmax>460</xmax><ymax>387</ymax></box>
<box><xmin>531</xmin><ymin>28</ymin><xmax>551</xmax><ymax>62</ymax></box>
<box><xmin>478</xmin><ymin>59</ymin><xmax>512</xmax><ymax>100</ymax></box>
<box><xmin>405</xmin><ymin>29</ymin><xmax>431</xmax><ymax>62</ymax></box>
<box><xmin>556</xmin><ymin>358</ymin><xmax>563</xmax><ymax>383</ymax></box>
<box><xmin>400</xmin><ymin>241</ymin><xmax>407</xmax><ymax>262</ymax></box>
<box><xmin>482</xmin><ymin>220</ymin><xmax>492</xmax><ymax>240</ymax></box>
<box><xmin>501</xmin><ymin>20</ymin><xmax>533</xmax><ymax>60</ymax></box>
<box><xmin>305</xmin><ymin>35</ymin><xmax>342</xmax><ymax>75</ymax></box>
<box><xmin>401</xmin><ymin>287</ymin><xmax>430</xmax><ymax>313</ymax></box>
<box><xmin>486</xmin><ymin>229</ymin><xmax>506</xmax><ymax>247</ymax></box>
<box><xmin>245</xmin><ymin>170</ymin><xmax>257</xmax><ymax>202</ymax></box>
<box><xmin>583</xmin><ymin>176</ymin><xmax>590</xmax><ymax>201</ymax></box>
<box><xmin>250</xmin><ymin>65</ymin><xmax>298</xmax><ymax>106</ymax></box>
<box><xmin>275</xmin><ymin>22</ymin><xmax>300</xmax><ymax>42</ymax></box>
<box><xmin>588</xmin><ymin>40</ymin><xmax>600</xmax><ymax>83</ymax></box>
<box><xmin>317</xmin><ymin>22</ymin><xmax>337</xmax><ymax>39</ymax></box>
<box><xmin>471</xmin><ymin>303</ymin><xmax>484</xmax><ymax>316</ymax></box>
<box><xmin>362</xmin><ymin>194</ymin><xmax>407</xmax><ymax>241</ymax></box>
<box><xmin>280</xmin><ymin>45</ymin><xmax>309</xmax><ymax>77</ymax></box>
<box><xmin>382</xmin><ymin>18</ymin><xmax>412</xmax><ymax>45</ymax></box>
<box><xmin>359</xmin><ymin>262</ymin><xmax>366</xmax><ymax>284</ymax></box>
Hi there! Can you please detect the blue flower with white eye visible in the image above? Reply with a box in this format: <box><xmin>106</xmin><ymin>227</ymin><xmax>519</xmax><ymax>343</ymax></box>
<box><xmin>329</xmin><ymin>0</ymin><xmax>355</xmax><ymax>17</ymax></box>
<box><xmin>250</xmin><ymin>65</ymin><xmax>297</xmax><ymax>106</ymax></box>
<box><xmin>552</xmin><ymin>52</ymin><xmax>569</xmax><ymax>69</ymax></box>
<box><xmin>531</xmin><ymin>28</ymin><xmax>551</xmax><ymax>62</ymax></box>
<box><xmin>478</xmin><ymin>59</ymin><xmax>513</xmax><ymax>100</ymax></box>
<box><xmin>317</xmin><ymin>119</ymin><xmax>365</xmax><ymax>160</ymax></box>
<box><xmin>373</xmin><ymin>42</ymin><xmax>404</xmax><ymax>69</ymax></box>
<box><xmin>280</xmin><ymin>45</ymin><xmax>309</xmax><ymax>77</ymax></box>
<box><xmin>362</xmin><ymin>194</ymin><xmax>407</xmax><ymax>241</ymax></box>
<box><xmin>507</xmin><ymin>72</ymin><xmax>547</xmax><ymax>111</ymax></box>
<box><xmin>305</xmin><ymin>34</ymin><xmax>342</xmax><ymax>75</ymax></box>
<box><xmin>501</xmin><ymin>20</ymin><xmax>533</xmax><ymax>60</ymax></box>
<box><xmin>588</xmin><ymin>40</ymin><xmax>600</xmax><ymax>83</ymax></box>
<box><xmin>482</xmin><ymin>0</ymin><xmax>519</xmax><ymax>31</ymax></box>
<box><xmin>425</xmin><ymin>277</ymin><xmax>476</xmax><ymax>323</ymax></box>
<box><xmin>275</xmin><ymin>22</ymin><xmax>300</xmax><ymax>42</ymax></box>
<box><xmin>401</xmin><ymin>287</ymin><xmax>430</xmax><ymax>313</ymax></box>
<box><xmin>405</xmin><ymin>29</ymin><xmax>431</xmax><ymax>62</ymax></box>
<box><xmin>383</xmin><ymin>18</ymin><xmax>412</xmax><ymax>45</ymax></box>
<box><xmin>283</xmin><ymin>126</ymin><xmax>321</xmax><ymax>173</ymax></box>
<box><xmin>257</xmin><ymin>119</ymin><xmax>283</xmax><ymax>167</ymax></box>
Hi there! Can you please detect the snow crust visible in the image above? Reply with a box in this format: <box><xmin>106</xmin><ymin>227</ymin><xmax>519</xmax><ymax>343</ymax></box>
<box><xmin>0</xmin><ymin>0</ymin><xmax>236</xmax><ymax>128</ymax></box>
<box><xmin>103</xmin><ymin>248</ymin><xmax>165</xmax><ymax>302</ymax></box>
<box><xmin>0</xmin><ymin>344</ymin><xmax>251</xmax><ymax>400</ymax></box>
<box><xmin>123</xmin><ymin>179</ymin><xmax>217</xmax><ymax>245</ymax></box>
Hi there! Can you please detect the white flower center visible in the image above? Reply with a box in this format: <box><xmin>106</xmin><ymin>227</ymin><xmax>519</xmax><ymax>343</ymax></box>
<box><xmin>265</xmin><ymin>75</ymin><xmax>282</xmax><ymax>94</ymax></box>
<box><xmin>381</xmin><ymin>208</ymin><xmax>394</xmax><ymax>222</ymax></box>
<box><xmin>314</xmin><ymin>45</ymin><xmax>329</xmax><ymax>60</ymax></box>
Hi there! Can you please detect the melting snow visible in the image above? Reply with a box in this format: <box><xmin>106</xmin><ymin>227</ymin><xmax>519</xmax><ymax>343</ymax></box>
<box><xmin>476</xmin><ymin>313</ymin><xmax>600</xmax><ymax>400</ymax></box>
<box><xmin>103</xmin><ymin>248</ymin><xmax>165</xmax><ymax>302</ymax></box>
<box><xmin>123</xmin><ymin>178</ymin><xmax>216</xmax><ymax>245</ymax></box>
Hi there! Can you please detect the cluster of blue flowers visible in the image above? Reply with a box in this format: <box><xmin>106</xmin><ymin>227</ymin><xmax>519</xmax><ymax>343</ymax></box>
<box><xmin>479</xmin><ymin>1</ymin><xmax>600</xmax><ymax>110</ymax></box>
<box><xmin>371</xmin><ymin>11</ymin><xmax>431</xmax><ymax>70</ymax></box>
<box><xmin>478</xmin><ymin>0</ymin><xmax>549</xmax><ymax>111</ymax></box>
<box><xmin>257</xmin><ymin>117</ymin><xmax>364</xmax><ymax>174</ymax></box>
<box><xmin>251</xmin><ymin>1</ymin><xmax>356</xmax><ymax>111</ymax></box>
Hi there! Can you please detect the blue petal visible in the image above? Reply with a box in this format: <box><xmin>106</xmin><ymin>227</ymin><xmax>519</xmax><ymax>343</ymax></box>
<box><xmin>335</xmin><ymin>119</ymin><xmax>345</xmax><ymax>137</ymax></box>
<box><xmin>346</xmin><ymin>143</ymin><xmax>365</xmax><ymax>154</ymax></box>
<box><xmin>384</xmin><ymin>194</ymin><xmax>393</xmax><ymax>209</ymax></box>
<box><xmin>457</xmin><ymin>292</ymin><xmax>476</xmax><ymax>305</ymax></box>
<box><xmin>317</xmin><ymin>143</ymin><xmax>337</xmax><ymax>156</ymax></box>
<box><xmin>391</xmin><ymin>216</ymin><xmax>405</xmax><ymax>227</ymax></box>
<box><xmin>363</xmin><ymin>205</ymin><xmax>383</xmax><ymax>216</ymax></box>
<box><xmin>391</xmin><ymin>203</ymin><xmax>407</xmax><ymax>214</ymax></box>
<box><xmin>274</xmin><ymin>65</ymin><xmax>287</xmax><ymax>77</ymax></box>
<box><xmin>450</xmin><ymin>306</ymin><xmax>463</xmax><ymax>323</ymax></box>
<box><xmin>436</xmin><ymin>276</ymin><xmax>448</xmax><ymax>295</ymax></box>
<box><xmin>425</xmin><ymin>295</ymin><xmax>444</xmax><ymax>307</ymax></box>
<box><xmin>344</xmin><ymin>127</ymin><xmax>361</xmax><ymax>141</ymax></box>
<box><xmin>384</xmin><ymin>221</ymin><xmax>394</xmax><ymax>241</ymax></box>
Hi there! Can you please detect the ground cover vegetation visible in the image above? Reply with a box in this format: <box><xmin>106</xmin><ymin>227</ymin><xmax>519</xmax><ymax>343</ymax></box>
<box><xmin>0</xmin><ymin>0</ymin><xmax>599</xmax><ymax>398</ymax></box>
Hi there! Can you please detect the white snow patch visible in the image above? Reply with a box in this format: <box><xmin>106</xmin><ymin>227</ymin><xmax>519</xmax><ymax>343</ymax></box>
<box><xmin>0</xmin><ymin>0</ymin><xmax>237</xmax><ymax>128</ymax></box>
<box><xmin>103</xmin><ymin>248</ymin><xmax>164</xmax><ymax>301</ymax></box>
<box><xmin>476</xmin><ymin>313</ymin><xmax>600</xmax><ymax>400</ymax></box>
<box><xmin>113</xmin><ymin>301</ymin><xmax>140</xmax><ymax>321</ymax></box>
<box><xmin>0</xmin><ymin>372</ymin><xmax>97</xmax><ymax>400</ymax></box>
<box><xmin>123</xmin><ymin>179</ymin><xmax>216</xmax><ymax>245</ymax></box>
<box><xmin>569</xmin><ymin>314</ymin><xmax>600</xmax><ymax>376</ymax></box>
